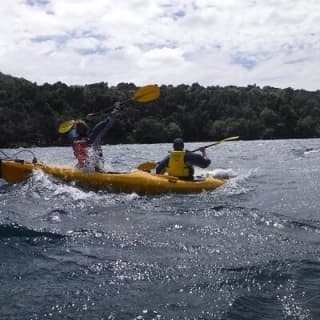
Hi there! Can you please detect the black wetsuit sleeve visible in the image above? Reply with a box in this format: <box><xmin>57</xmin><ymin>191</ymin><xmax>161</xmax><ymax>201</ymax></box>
<box><xmin>156</xmin><ymin>155</ymin><xmax>169</xmax><ymax>174</ymax></box>
<box><xmin>185</xmin><ymin>151</ymin><xmax>211</xmax><ymax>168</ymax></box>
<box><xmin>89</xmin><ymin>111</ymin><xmax>119</xmax><ymax>146</ymax></box>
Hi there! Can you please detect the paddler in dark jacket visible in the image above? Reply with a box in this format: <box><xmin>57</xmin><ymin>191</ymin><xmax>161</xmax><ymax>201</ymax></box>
<box><xmin>156</xmin><ymin>138</ymin><xmax>211</xmax><ymax>179</ymax></box>
<box><xmin>66</xmin><ymin>107</ymin><xmax>119</xmax><ymax>172</ymax></box>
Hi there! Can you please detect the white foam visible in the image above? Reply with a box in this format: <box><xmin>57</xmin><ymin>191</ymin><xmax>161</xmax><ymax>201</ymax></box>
<box><xmin>25</xmin><ymin>170</ymin><xmax>115</xmax><ymax>203</ymax></box>
<box><xmin>219</xmin><ymin>168</ymin><xmax>258</xmax><ymax>196</ymax></box>
<box><xmin>304</xmin><ymin>149</ymin><xmax>320</xmax><ymax>155</ymax></box>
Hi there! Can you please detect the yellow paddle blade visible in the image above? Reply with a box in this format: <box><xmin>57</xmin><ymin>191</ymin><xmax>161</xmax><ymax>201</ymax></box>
<box><xmin>137</xmin><ymin>161</ymin><xmax>157</xmax><ymax>171</ymax></box>
<box><xmin>58</xmin><ymin>120</ymin><xmax>75</xmax><ymax>134</ymax></box>
<box><xmin>134</xmin><ymin>85</ymin><xmax>160</xmax><ymax>103</ymax></box>
<box><xmin>221</xmin><ymin>136</ymin><xmax>239</xmax><ymax>142</ymax></box>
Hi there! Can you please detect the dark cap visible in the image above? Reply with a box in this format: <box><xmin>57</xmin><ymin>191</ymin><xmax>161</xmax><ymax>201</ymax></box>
<box><xmin>173</xmin><ymin>138</ymin><xmax>184</xmax><ymax>150</ymax></box>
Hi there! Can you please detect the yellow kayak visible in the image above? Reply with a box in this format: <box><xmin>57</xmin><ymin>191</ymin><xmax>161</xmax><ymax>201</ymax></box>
<box><xmin>0</xmin><ymin>159</ymin><xmax>226</xmax><ymax>195</ymax></box>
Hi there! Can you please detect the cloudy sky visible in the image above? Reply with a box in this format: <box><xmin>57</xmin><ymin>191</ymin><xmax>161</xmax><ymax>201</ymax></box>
<box><xmin>1</xmin><ymin>0</ymin><xmax>319</xmax><ymax>90</ymax></box>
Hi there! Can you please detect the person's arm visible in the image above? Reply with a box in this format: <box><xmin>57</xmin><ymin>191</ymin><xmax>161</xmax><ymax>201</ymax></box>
<box><xmin>89</xmin><ymin>110</ymin><xmax>119</xmax><ymax>146</ymax></box>
<box><xmin>185</xmin><ymin>151</ymin><xmax>211</xmax><ymax>168</ymax></box>
<box><xmin>156</xmin><ymin>156</ymin><xmax>169</xmax><ymax>174</ymax></box>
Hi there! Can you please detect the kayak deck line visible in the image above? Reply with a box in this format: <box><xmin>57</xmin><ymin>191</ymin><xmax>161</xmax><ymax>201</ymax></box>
<box><xmin>0</xmin><ymin>159</ymin><xmax>226</xmax><ymax>195</ymax></box>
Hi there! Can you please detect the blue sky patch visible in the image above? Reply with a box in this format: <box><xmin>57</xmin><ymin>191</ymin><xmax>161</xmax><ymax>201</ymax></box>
<box><xmin>174</xmin><ymin>10</ymin><xmax>186</xmax><ymax>18</ymax></box>
<box><xmin>136</xmin><ymin>41</ymin><xmax>178</xmax><ymax>51</ymax></box>
<box><xmin>31</xmin><ymin>35</ymin><xmax>69</xmax><ymax>47</ymax></box>
<box><xmin>76</xmin><ymin>47</ymin><xmax>108</xmax><ymax>56</ymax></box>
<box><xmin>285</xmin><ymin>57</ymin><xmax>309</xmax><ymax>64</ymax></box>
<box><xmin>31</xmin><ymin>31</ymin><xmax>106</xmax><ymax>46</ymax></box>
<box><xmin>231</xmin><ymin>51</ymin><xmax>272</xmax><ymax>70</ymax></box>
<box><xmin>25</xmin><ymin>0</ymin><xmax>50</xmax><ymax>6</ymax></box>
<box><xmin>31</xmin><ymin>32</ymin><xmax>108</xmax><ymax>56</ymax></box>
<box><xmin>232</xmin><ymin>55</ymin><xmax>257</xmax><ymax>70</ymax></box>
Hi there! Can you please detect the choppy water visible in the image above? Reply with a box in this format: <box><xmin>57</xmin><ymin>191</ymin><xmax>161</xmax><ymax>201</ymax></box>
<box><xmin>1</xmin><ymin>139</ymin><xmax>320</xmax><ymax>320</ymax></box>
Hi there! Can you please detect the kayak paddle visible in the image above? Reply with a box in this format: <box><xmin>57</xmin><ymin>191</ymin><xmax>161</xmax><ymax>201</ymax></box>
<box><xmin>190</xmin><ymin>136</ymin><xmax>239</xmax><ymax>152</ymax></box>
<box><xmin>58</xmin><ymin>84</ymin><xmax>160</xmax><ymax>134</ymax></box>
<box><xmin>137</xmin><ymin>161</ymin><xmax>159</xmax><ymax>171</ymax></box>
<box><xmin>137</xmin><ymin>136</ymin><xmax>240</xmax><ymax>171</ymax></box>
<box><xmin>58</xmin><ymin>120</ymin><xmax>76</xmax><ymax>134</ymax></box>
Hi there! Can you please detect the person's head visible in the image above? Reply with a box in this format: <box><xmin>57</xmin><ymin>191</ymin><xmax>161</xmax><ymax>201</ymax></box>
<box><xmin>173</xmin><ymin>138</ymin><xmax>184</xmax><ymax>151</ymax></box>
<box><xmin>75</xmin><ymin>120</ymin><xmax>89</xmax><ymax>136</ymax></box>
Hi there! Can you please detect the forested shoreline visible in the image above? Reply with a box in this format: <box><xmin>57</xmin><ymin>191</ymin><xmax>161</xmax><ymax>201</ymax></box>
<box><xmin>1</xmin><ymin>71</ymin><xmax>320</xmax><ymax>148</ymax></box>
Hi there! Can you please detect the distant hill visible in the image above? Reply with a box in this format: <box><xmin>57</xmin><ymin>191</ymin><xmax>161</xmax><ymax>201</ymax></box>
<box><xmin>0</xmin><ymin>72</ymin><xmax>320</xmax><ymax>147</ymax></box>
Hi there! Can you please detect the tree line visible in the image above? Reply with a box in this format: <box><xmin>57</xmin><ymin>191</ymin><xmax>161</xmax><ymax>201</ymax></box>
<box><xmin>1</xmin><ymin>71</ymin><xmax>320</xmax><ymax>148</ymax></box>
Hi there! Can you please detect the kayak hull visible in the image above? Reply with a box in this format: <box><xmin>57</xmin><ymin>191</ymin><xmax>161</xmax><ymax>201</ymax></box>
<box><xmin>0</xmin><ymin>160</ymin><xmax>226</xmax><ymax>194</ymax></box>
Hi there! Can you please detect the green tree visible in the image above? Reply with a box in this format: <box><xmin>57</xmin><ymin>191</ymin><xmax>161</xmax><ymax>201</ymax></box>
<box><xmin>134</xmin><ymin>118</ymin><xmax>166</xmax><ymax>143</ymax></box>
<box><xmin>165</xmin><ymin>122</ymin><xmax>183</xmax><ymax>140</ymax></box>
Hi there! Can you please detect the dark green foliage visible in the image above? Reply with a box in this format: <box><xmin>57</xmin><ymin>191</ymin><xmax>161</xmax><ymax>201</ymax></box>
<box><xmin>0</xmin><ymin>71</ymin><xmax>320</xmax><ymax>147</ymax></box>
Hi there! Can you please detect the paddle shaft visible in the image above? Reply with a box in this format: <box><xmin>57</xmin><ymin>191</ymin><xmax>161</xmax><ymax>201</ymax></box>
<box><xmin>86</xmin><ymin>96</ymin><xmax>139</xmax><ymax>119</ymax></box>
<box><xmin>137</xmin><ymin>136</ymin><xmax>239</xmax><ymax>171</ymax></box>
<box><xmin>59</xmin><ymin>85</ymin><xmax>159</xmax><ymax>133</ymax></box>
<box><xmin>191</xmin><ymin>136</ymin><xmax>239</xmax><ymax>152</ymax></box>
<box><xmin>87</xmin><ymin>85</ymin><xmax>159</xmax><ymax>119</ymax></box>
<box><xmin>86</xmin><ymin>103</ymin><xmax>120</xmax><ymax>119</ymax></box>
<box><xmin>191</xmin><ymin>142</ymin><xmax>222</xmax><ymax>152</ymax></box>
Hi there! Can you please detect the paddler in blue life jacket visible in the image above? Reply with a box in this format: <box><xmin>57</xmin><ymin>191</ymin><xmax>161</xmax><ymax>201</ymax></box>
<box><xmin>66</xmin><ymin>106</ymin><xmax>119</xmax><ymax>172</ymax></box>
<box><xmin>156</xmin><ymin>138</ymin><xmax>211</xmax><ymax>180</ymax></box>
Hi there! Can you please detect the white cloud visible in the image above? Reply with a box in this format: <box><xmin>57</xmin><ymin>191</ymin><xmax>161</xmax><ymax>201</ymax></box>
<box><xmin>0</xmin><ymin>0</ymin><xmax>319</xmax><ymax>90</ymax></box>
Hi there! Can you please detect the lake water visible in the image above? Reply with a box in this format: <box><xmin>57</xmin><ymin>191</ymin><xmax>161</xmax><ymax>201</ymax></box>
<box><xmin>1</xmin><ymin>139</ymin><xmax>320</xmax><ymax>319</ymax></box>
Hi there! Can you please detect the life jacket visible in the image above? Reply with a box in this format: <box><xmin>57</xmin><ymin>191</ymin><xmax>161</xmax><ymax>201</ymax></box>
<box><xmin>72</xmin><ymin>137</ymin><xmax>89</xmax><ymax>168</ymax></box>
<box><xmin>166</xmin><ymin>151</ymin><xmax>190</xmax><ymax>177</ymax></box>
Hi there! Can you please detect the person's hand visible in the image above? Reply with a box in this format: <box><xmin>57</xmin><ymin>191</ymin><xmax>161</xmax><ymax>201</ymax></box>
<box><xmin>199</xmin><ymin>147</ymin><xmax>207</xmax><ymax>157</ymax></box>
